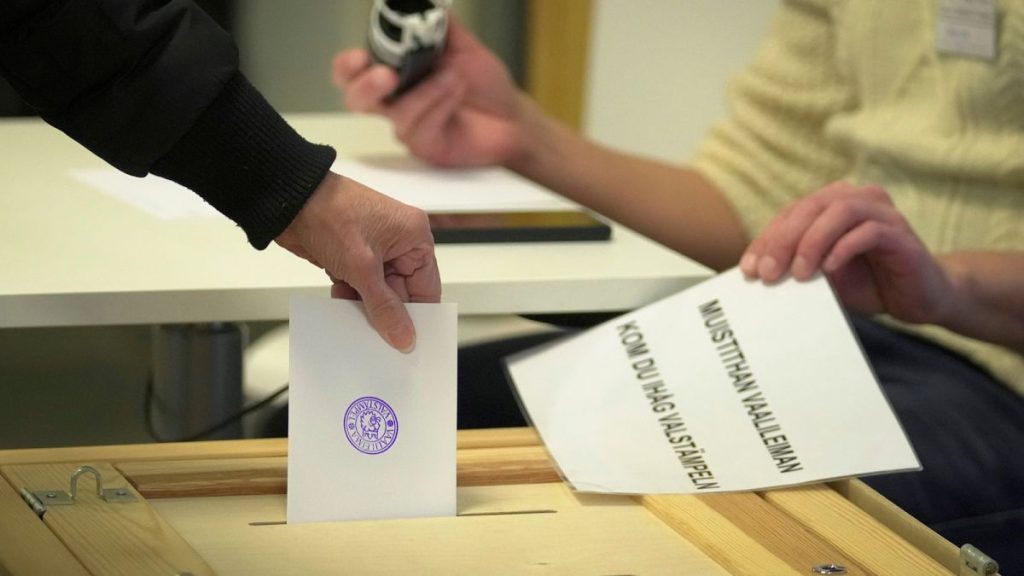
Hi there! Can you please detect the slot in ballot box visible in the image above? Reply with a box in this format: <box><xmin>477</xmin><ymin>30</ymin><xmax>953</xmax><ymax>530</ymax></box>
<box><xmin>0</xmin><ymin>428</ymin><xmax>963</xmax><ymax>575</ymax></box>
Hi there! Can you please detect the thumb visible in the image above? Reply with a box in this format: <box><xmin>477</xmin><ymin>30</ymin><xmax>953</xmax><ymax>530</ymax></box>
<box><xmin>357</xmin><ymin>277</ymin><xmax>417</xmax><ymax>353</ymax></box>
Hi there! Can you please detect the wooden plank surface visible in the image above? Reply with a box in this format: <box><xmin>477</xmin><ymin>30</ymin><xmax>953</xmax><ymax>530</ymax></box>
<box><xmin>117</xmin><ymin>457</ymin><xmax>287</xmax><ymax>499</ymax></box>
<box><xmin>0</xmin><ymin>438</ymin><xmax>287</xmax><ymax>466</ymax></box>
<box><xmin>455</xmin><ymin>426</ymin><xmax>541</xmax><ymax>449</ymax></box>
<box><xmin>830</xmin><ymin>480</ymin><xmax>960</xmax><ymax>573</ymax></box>
<box><xmin>0</xmin><ymin>428</ymin><xmax>538</xmax><ymax>467</ymax></box>
<box><xmin>764</xmin><ymin>485</ymin><xmax>951</xmax><ymax>575</ymax></box>
<box><xmin>697</xmin><ymin>492</ymin><xmax>868</xmax><ymax>575</ymax></box>
<box><xmin>151</xmin><ymin>484</ymin><xmax>730</xmax><ymax>576</ymax></box>
<box><xmin>2</xmin><ymin>462</ymin><xmax>213</xmax><ymax>576</ymax></box>
<box><xmin>457</xmin><ymin>445</ymin><xmax>561</xmax><ymax>486</ymax></box>
<box><xmin>117</xmin><ymin>444</ymin><xmax>561</xmax><ymax>499</ymax></box>
<box><xmin>0</xmin><ymin>473</ymin><xmax>89</xmax><ymax>576</ymax></box>
<box><xmin>641</xmin><ymin>494</ymin><xmax>802</xmax><ymax>576</ymax></box>
<box><xmin>0</xmin><ymin>431</ymin><xmax>958</xmax><ymax>576</ymax></box>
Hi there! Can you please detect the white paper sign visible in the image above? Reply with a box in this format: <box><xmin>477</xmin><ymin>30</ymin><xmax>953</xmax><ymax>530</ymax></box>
<box><xmin>506</xmin><ymin>269</ymin><xmax>919</xmax><ymax>494</ymax></box>
<box><xmin>288</xmin><ymin>296</ymin><xmax>457</xmax><ymax>523</ymax></box>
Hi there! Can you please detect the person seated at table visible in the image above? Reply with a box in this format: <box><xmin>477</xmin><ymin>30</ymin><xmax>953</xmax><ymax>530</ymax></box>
<box><xmin>332</xmin><ymin>0</ymin><xmax>1024</xmax><ymax>568</ymax></box>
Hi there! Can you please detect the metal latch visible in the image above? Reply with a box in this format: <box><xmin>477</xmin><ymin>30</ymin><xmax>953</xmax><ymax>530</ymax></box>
<box><xmin>960</xmin><ymin>543</ymin><xmax>999</xmax><ymax>576</ymax></box>
<box><xmin>20</xmin><ymin>465</ymin><xmax>137</xmax><ymax>517</ymax></box>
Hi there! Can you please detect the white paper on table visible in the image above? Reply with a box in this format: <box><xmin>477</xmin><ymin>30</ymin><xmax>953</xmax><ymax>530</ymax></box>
<box><xmin>332</xmin><ymin>155</ymin><xmax>577</xmax><ymax>212</ymax></box>
<box><xmin>72</xmin><ymin>157</ymin><xmax>574</xmax><ymax>219</ymax></box>
<box><xmin>506</xmin><ymin>269</ymin><xmax>920</xmax><ymax>494</ymax></box>
<box><xmin>72</xmin><ymin>168</ymin><xmax>223</xmax><ymax>220</ymax></box>
<box><xmin>287</xmin><ymin>296</ymin><xmax>457</xmax><ymax>523</ymax></box>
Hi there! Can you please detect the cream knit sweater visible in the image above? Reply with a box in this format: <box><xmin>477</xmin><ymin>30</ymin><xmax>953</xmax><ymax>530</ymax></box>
<box><xmin>692</xmin><ymin>0</ymin><xmax>1024</xmax><ymax>394</ymax></box>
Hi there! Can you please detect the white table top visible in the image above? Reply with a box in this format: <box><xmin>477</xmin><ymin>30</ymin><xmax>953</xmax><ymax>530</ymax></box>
<box><xmin>0</xmin><ymin>113</ymin><xmax>710</xmax><ymax>328</ymax></box>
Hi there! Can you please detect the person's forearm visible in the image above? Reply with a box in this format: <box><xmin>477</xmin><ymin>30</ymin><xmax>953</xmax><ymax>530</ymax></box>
<box><xmin>505</xmin><ymin>97</ymin><xmax>748</xmax><ymax>271</ymax></box>
<box><xmin>152</xmin><ymin>72</ymin><xmax>335</xmax><ymax>249</ymax></box>
<box><xmin>939</xmin><ymin>252</ymin><xmax>1024</xmax><ymax>354</ymax></box>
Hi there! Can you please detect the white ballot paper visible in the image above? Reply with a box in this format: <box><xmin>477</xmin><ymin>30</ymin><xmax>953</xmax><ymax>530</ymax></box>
<box><xmin>506</xmin><ymin>269</ymin><xmax>920</xmax><ymax>494</ymax></box>
<box><xmin>288</xmin><ymin>296</ymin><xmax>457</xmax><ymax>523</ymax></box>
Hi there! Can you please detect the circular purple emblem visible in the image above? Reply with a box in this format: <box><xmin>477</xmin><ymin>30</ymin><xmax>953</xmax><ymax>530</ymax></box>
<box><xmin>344</xmin><ymin>396</ymin><xmax>399</xmax><ymax>454</ymax></box>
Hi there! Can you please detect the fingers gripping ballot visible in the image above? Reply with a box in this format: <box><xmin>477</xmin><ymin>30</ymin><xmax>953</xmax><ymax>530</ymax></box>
<box><xmin>333</xmin><ymin>238</ymin><xmax>440</xmax><ymax>352</ymax></box>
<box><xmin>740</xmin><ymin>183</ymin><xmax>898</xmax><ymax>282</ymax></box>
<box><xmin>739</xmin><ymin>182</ymin><xmax>955</xmax><ymax>324</ymax></box>
<box><xmin>277</xmin><ymin>173</ymin><xmax>441</xmax><ymax>353</ymax></box>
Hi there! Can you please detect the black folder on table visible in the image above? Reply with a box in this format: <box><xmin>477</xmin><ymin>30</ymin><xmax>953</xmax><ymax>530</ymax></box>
<box><xmin>429</xmin><ymin>210</ymin><xmax>612</xmax><ymax>244</ymax></box>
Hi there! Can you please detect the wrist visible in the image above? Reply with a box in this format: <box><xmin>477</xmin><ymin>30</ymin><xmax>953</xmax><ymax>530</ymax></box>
<box><xmin>934</xmin><ymin>253</ymin><xmax>975</xmax><ymax>331</ymax></box>
<box><xmin>153</xmin><ymin>72</ymin><xmax>336</xmax><ymax>250</ymax></box>
<box><xmin>504</xmin><ymin>94</ymin><xmax>572</xmax><ymax>181</ymax></box>
<box><xmin>274</xmin><ymin>172</ymin><xmax>342</xmax><ymax>253</ymax></box>
<box><xmin>931</xmin><ymin>251</ymin><xmax>1024</xmax><ymax>354</ymax></box>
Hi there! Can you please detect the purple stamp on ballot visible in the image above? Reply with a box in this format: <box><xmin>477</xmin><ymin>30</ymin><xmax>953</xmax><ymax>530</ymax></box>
<box><xmin>344</xmin><ymin>396</ymin><xmax>399</xmax><ymax>454</ymax></box>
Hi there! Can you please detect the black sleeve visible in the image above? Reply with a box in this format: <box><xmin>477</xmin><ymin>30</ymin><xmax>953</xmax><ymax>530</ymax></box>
<box><xmin>150</xmin><ymin>72</ymin><xmax>336</xmax><ymax>249</ymax></box>
<box><xmin>0</xmin><ymin>0</ymin><xmax>337</xmax><ymax>249</ymax></box>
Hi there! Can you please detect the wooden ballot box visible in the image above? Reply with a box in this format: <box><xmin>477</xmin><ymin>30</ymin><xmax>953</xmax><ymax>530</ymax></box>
<box><xmin>0</xmin><ymin>428</ymin><xmax>965</xmax><ymax>575</ymax></box>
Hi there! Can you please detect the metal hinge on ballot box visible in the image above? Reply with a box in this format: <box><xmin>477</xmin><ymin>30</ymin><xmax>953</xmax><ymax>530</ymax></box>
<box><xmin>960</xmin><ymin>543</ymin><xmax>1000</xmax><ymax>576</ymax></box>
<box><xmin>19</xmin><ymin>464</ymin><xmax>137</xmax><ymax>517</ymax></box>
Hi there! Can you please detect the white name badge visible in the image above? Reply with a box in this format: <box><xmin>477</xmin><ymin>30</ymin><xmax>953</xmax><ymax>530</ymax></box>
<box><xmin>936</xmin><ymin>0</ymin><xmax>998</xmax><ymax>61</ymax></box>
